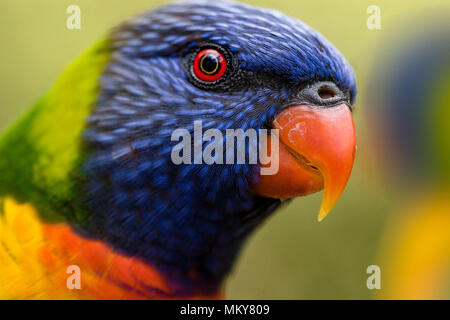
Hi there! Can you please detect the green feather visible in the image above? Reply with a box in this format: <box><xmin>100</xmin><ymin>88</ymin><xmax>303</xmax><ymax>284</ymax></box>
<box><xmin>0</xmin><ymin>40</ymin><xmax>110</xmax><ymax>222</ymax></box>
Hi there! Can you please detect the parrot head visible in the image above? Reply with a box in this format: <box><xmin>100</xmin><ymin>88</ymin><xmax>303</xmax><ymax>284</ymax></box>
<box><xmin>80</xmin><ymin>0</ymin><xmax>357</xmax><ymax>293</ymax></box>
<box><xmin>0</xmin><ymin>1</ymin><xmax>357</xmax><ymax>295</ymax></box>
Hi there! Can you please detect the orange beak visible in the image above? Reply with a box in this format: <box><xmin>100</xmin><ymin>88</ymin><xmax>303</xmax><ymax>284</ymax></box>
<box><xmin>253</xmin><ymin>103</ymin><xmax>356</xmax><ymax>221</ymax></box>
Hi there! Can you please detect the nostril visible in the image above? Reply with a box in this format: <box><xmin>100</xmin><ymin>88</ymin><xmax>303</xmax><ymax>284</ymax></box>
<box><xmin>317</xmin><ymin>86</ymin><xmax>337</xmax><ymax>100</ymax></box>
<box><xmin>299</xmin><ymin>81</ymin><xmax>346</xmax><ymax>106</ymax></box>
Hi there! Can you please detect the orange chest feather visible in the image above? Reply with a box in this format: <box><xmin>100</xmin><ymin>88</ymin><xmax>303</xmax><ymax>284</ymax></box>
<box><xmin>0</xmin><ymin>198</ymin><xmax>221</xmax><ymax>300</ymax></box>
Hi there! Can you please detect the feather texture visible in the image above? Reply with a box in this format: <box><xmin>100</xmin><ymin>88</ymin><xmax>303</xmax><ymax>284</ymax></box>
<box><xmin>0</xmin><ymin>197</ymin><xmax>221</xmax><ymax>299</ymax></box>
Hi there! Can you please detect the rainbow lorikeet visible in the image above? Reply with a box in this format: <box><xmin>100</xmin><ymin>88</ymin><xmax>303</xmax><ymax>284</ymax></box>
<box><xmin>0</xmin><ymin>1</ymin><xmax>356</xmax><ymax>299</ymax></box>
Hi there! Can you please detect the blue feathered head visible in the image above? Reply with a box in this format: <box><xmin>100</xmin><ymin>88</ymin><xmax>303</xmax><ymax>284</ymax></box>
<box><xmin>79</xmin><ymin>0</ymin><xmax>357</xmax><ymax>294</ymax></box>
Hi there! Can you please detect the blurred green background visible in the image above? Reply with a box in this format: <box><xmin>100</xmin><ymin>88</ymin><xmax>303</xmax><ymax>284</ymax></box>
<box><xmin>1</xmin><ymin>0</ymin><xmax>449</xmax><ymax>299</ymax></box>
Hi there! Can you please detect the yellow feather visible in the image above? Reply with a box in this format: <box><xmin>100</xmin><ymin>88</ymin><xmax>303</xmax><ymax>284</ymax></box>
<box><xmin>0</xmin><ymin>197</ymin><xmax>77</xmax><ymax>299</ymax></box>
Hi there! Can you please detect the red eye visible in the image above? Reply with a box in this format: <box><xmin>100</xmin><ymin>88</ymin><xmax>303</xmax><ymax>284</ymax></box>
<box><xmin>193</xmin><ymin>49</ymin><xmax>227</xmax><ymax>82</ymax></box>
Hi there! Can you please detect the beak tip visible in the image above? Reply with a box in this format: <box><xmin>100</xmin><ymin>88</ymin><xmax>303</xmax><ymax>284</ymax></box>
<box><xmin>317</xmin><ymin>208</ymin><xmax>329</xmax><ymax>222</ymax></box>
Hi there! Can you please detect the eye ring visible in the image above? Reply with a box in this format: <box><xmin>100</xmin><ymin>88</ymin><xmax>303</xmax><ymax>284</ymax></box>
<box><xmin>192</xmin><ymin>49</ymin><xmax>227</xmax><ymax>82</ymax></box>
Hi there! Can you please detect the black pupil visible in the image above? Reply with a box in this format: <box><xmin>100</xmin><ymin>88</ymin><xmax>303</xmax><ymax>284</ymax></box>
<box><xmin>201</xmin><ymin>53</ymin><xmax>220</xmax><ymax>75</ymax></box>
